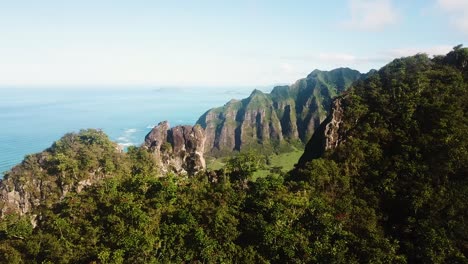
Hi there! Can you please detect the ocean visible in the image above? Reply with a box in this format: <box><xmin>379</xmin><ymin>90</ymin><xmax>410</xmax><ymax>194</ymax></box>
<box><xmin>0</xmin><ymin>86</ymin><xmax>257</xmax><ymax>177</ymax></box>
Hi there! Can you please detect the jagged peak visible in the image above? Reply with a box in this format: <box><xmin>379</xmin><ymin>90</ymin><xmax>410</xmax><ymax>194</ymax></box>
<box><xmin>250</xmin><ymin>89</ymin><xmax>265</xmax><ymax>96</ymax></box>
<box><xmin>226</xmin><ymin>98</ymin><xmax>240</xmax><ymax>105</ymax></box>
<box><xmin>271</xmin><ymin>85</ymin><xmax>289</xmax><ymax>94</ymax></box>
<box><xmin>157</xmin><ymin>120</ymin><xmax>170</xmax><ymax>127</ymax></box>
<box><xmin>366</xmin><ymin>69</ymin><xmax>377</xmax><ymax>75</ymax></box>
<box><xmin>309</xmin><ymin>69</ymin><xmax>322</xmax><ymax>75</ymax></box>
<box><xmin>307</xmin><ymin>67</ymin><xmax>361</xmax><ymax>79</ymax></box>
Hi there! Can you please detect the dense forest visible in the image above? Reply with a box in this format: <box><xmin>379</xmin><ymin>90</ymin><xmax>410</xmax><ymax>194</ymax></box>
<box><xmin>0</xmin><ymin>46</ymin><xmax>467</xmax><ymax>263</ymax></box>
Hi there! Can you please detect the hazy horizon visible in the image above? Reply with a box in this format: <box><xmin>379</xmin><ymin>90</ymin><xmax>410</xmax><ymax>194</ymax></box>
<box><xmin>0</xmin><ymin>85</ymin><xmax>262</xmax><ymax>176</ymax></box>
<box><xmin>0</xmin><ymin>0</ymin><xmax>466</xmax><ymax>87</ymax></box>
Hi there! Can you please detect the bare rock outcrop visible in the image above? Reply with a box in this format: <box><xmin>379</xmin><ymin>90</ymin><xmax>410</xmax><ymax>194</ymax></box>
<box><xmin>323</xmin><ymin>98</ymin><xmax>345</xmax><ymax>151</ymax></box>
<box><xmin>297</xmin><ymin>96</ymin><xmax>346</xmax><ymax>165</ymax></box>
<box><xmin>1</xmin><ymin>163</ymin><xmax>103</xmax><ymax>217</ymax></box>
<box><xmin>144</xmin><ymin>121</ymin><xmax>206</xmax><ymax>175</ymax></box>
<box><xmin>0</xmin><ymin>129</ymin><xmax>120</xmax><ymax>216</ymax></box>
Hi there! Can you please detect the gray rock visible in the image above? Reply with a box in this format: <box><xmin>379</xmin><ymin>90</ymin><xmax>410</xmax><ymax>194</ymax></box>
<box><xmin>297</xmin><ymin>96</ymin><xmax>346</xmax><ymax>165</ymax></box>
<box><xmin>144</xmin><ymin>121</ymin><xmax>206</xmax><ymax>175</ymax></box>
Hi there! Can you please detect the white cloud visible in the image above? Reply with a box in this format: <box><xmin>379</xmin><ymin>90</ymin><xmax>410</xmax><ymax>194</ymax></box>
<box><xmin>437</xmin><ymin>0</ymin><xmax>468</xmax><ymax>33</ymax></box>
<box><xmin>280</xmin><ymin>63</ymin><xmax>294</xmax><ymax>73</ymax></box>
<box><xmin>342</xmin><ymin>0</ymin><xmax>399</xmax><ymax>31</ymax></box>
<box><xmin>318</xmin><ymin>53</ymin><xmax>357</xmax><ymax>62</ymax></box>
<box><xmin>317</xmin><ymin>45</ymin><xmax>454</xmax><ymax>65</ymax></box>
<box><xmin>385</xmin><ymin>45</ymin><xmax>454</xmax><ymax>57</ymax></box>
<box><xmin>280</xmin><ymin>45</ymin><xmax>454</xmax><ymax>75</ymax></box>
<box><xmin>284</xmin><ymin>52</ymin><xmax>385</xmax><ymax>66</ymax></box>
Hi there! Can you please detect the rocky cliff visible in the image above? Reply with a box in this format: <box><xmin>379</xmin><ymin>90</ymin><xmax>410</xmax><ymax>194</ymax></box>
<box><xmin>297</xmin><ymin>96</ymin><xmax>346</xmax><ymax>165</ymax></box>
<box><xmin>0</xmin><ymin>129</ymin><xmax>123</xmax><ymax>216</ymax></box>
<box><xmin>196</xmin><ymin>68</ymin><xmax>363</xmax><ymax>156</ymax></box>
<box><xmin>144</xmin><ymin>121</ymin><xmax>206</xmax><ymax>175</ymax></box>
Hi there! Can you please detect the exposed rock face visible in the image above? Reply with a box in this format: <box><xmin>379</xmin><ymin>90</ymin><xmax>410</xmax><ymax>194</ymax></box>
<box><xmin>144</xmin><ymin>121</ymin><xmax>206</xmax><ymax>175</ymax></box>
<box><xmin>144</xmin><ymin>121</ymin><xmax>170</xmax><ymax>157</ymax></box>
<box><xmin>196</xmin><ymin>68</ymin><xmax>362</xmax><ymax>155</ymax></box>
<box><xmin>0</xmin><ymin>162</ymin><xmax>103</xmax><ymax>216</ymax></box>
<box><xmin>0</xmin><ymin>166</ymin><xmax>40</xmax><ymax>215</ymax></box>
<box><xmin>323</xmin><ymin>98</ymin><xmax>345</xmax><ymax>151</ymax></box>
<box><xmin>0</xmin><ymin>129</ymin><xmax>120</xmax><ymax>216</ymax></box>
<box><xmin>297</xmin><ymin>96</ymin><xmax>346</xmax><ymax>165</ymax></box>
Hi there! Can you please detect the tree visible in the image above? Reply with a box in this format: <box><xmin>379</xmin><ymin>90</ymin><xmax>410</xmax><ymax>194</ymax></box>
<box><xmin>225</xmin><ymin>151</ymin><xmax>265</xmax><ymax>184</ymax></box>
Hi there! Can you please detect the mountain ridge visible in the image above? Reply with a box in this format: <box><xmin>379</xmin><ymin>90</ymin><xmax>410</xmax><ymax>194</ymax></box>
<box><xmin>196</xmin><ymin>67</ymin><xmax>364</xmax><ymax>156</ymax></box>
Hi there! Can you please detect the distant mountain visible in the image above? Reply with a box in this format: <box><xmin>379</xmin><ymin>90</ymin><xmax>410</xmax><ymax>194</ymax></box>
<box><xmin>196</xmin><ymin>68</ymin><xmax>364</xmax><ymax>156</ymax></box>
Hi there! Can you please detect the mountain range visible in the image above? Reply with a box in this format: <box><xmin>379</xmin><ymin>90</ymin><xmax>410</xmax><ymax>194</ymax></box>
<box><xmin>196</xmin><ymin>67</ymin><xmax>364</xmax><ymax>155</ymax></box>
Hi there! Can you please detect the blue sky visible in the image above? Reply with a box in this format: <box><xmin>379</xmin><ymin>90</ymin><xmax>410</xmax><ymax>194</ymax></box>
<box><xmin>0</xmin><ymin>0</ymin><xmax>466</xmax><ymax>87</ymax></box>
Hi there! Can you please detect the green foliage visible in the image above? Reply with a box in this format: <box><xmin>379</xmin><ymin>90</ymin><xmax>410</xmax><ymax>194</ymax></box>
<box><xmin>1</xmin><ymin>48</ymin><xmax>467</xmax><ymax>263</ymax></box>
<box><xmin>295</xmin><ymin>46</ymin><xmax>468</xmax><ymax>263</ymax></box>
<box><xmin>126</xmin><ymin>146</ymin><xmax>159</xmax><ymax>176</ymax></box>
<box><xmin>0</xmin><ymin>214</ymin><xmax>33</xmax><ymax>240</ymax></box>
<box><xmin>1</xmin><ymin>129</ymin><xmax>127</xmax><ymax>215</ymax></box>
<box><xmin>0</xmin><ymin>243</ymin><xmax>23</xmax><ymax>264</ymax></box>
<box><xmin>225</xmin><ymin>151</ymin><xmax>266</xmax><ymax>183</ymax></box>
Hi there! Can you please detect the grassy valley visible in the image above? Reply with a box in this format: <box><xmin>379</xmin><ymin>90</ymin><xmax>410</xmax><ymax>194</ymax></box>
<box><xmin>207</xmin><ymin>148</ymin><xmax>304</xmax><ymax>179</ymax></box>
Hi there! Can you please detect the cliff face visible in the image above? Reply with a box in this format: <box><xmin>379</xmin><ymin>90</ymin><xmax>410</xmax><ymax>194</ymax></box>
<box><xmin>0</xmin><ymin>129</ymin><xmax>122</xmax><ymax>216</ymax></box>
<box><xmin>0</xmin><ymin>159</ymin><xmax>101</xmax><ymax>216</ymax></box>
<box><xmin>196</xmin><ymin>68</ymin><xmax>362</xmax><ymax>155</ymax></box>
<box><xmin>144</xmin><ymin>121</ymin><xmax>206</xmax><ymax>175</ymax></box>
<box><xmin>0</xmin><ymin>153</ymin><xmax>50</xmax><ymax>216</ymax></box>
<box><xmin>297</xmin><ymin>96</ymin><xmax>346</xmax><ymax>165</ymax></box>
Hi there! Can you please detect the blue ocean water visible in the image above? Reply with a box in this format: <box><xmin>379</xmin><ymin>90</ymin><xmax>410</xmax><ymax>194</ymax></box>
<box><xmin>0</xmin><ymin>86</ymin><xmax>257</xmax><ymax>177</ymax></box>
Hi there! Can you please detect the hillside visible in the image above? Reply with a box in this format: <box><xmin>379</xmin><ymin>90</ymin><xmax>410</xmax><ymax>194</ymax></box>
<box><xmin>293</xmin><ymin>46</ymin><xmax>468</xmax><ymax>262</ymax></box>
<box><xmin>0</xmin><ymin>129</ymin><xmax>128</xmax><ymax>216</ymax></box>
<box><xmin>196</xmin><ymin>68</ymin><xmax>363</xmax><ymax>156</ymax></box>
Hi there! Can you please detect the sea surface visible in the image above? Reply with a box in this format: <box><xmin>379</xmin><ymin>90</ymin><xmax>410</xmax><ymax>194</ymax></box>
<box><xmin>0</xmin><ymin>86</ymin><xmax>258</xmax><ymax>177</ymax></box>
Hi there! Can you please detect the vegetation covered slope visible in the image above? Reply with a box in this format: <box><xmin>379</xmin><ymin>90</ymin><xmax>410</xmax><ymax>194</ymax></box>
<box><xmin>0</xmin><ymin>129</ymin><xmax>129</xmax><ymax>216</ymax></box>
<box><xmin>196</xmin><ymin>68</ymin><xmax>363</xmax><ymax>156</ymax></box>
<box><xmin>294</xmin><ymin>45</ymin><xmax>468</xmax><ymax>262</ymax></box>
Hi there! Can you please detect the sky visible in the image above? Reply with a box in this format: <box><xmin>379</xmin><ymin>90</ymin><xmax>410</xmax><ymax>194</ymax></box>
<box><xmin>0</xmin><ymin>0</ymin><xmax>467</xmax><ymax>87</ymax></box>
